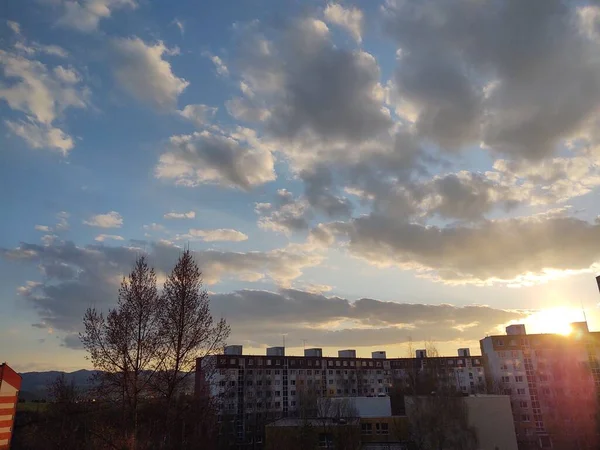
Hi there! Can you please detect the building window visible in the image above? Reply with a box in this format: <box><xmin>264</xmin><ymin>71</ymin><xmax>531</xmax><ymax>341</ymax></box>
<box><xmin>496</xmin><ymin>340</ymin><xmax>504</xmax><ymax>346</ymax></box>
<box><xmin>501</xmin><ymin>376</ymin><xmax>510</xmax><ymax>383</ymax></box>
<box><xmin>520</xmin><ymin>401</ymin><xmax>528</xmax><ymax>408</ymax></box>
<box><xmin>329</xmin><ymin>370</ymin><xmax>333</xmax><ymax>375</ymax></box>
<box><xmin>275</xmin><ymin>391</ymin><xmax>280</xmax><ymax>396</ymax></box>
<box><xmin>299</xmin><ymin>370</ymin><xmax>304</xmax><ymax>375</ymax></box>
<box><xmin>276</xmin><ymin>360</ymin><xmax>281</xmax><ymax>366</ymax></box>
<box><xmin>291</xmin><ymin>401</ymin><xmax>296</xmax><ymax>407</ymax></box>
<box><xmin>307</xmin><ymin>370</ymin><xmax>312</xmax><ymax>375</ymax></box>
<box><xmin>517</xmin><ymin>388</ymin><xmax>526</xmax><ymax>395</ymax></box>
<box><xmin>291</xmin><ymin>380</ymin><xmax>296</xmax><ymax>385</ymax></box>
<box><xmin>318</xmin><ymin>434</ymin><xmax>333</xmax><ymax>448</ymax></box>
<box><xmin>275</xmin><ymin>402</ymin><xmax>280</xmax><ymax>408</ymax></box>
<box><xmin>329</xmin><ymin>379</ymin><xmax>334</xmax><ymax>384</ymax></box>
<box><xmin>275</xmin><ymin>370</ymin><xmax>280</xmax><ymax>375</ymax></box>
<box><xmin>515</xmin><ymin>376</ymin><xmax>524</xmax><ymax>383</ymax></box>
<box><xmin>521</xmin><ymin>414</ymin><xmax>530</xmax><ymax>422</ymax></box>
<box><xmin>275</xmin><ymin>380</ymin><xmax>280</xmax><ymax>385</ymax></box>
<box><xmin>361</xmin><ymin>423</ymin><xmax>372</xmax><ymax>435</ymax></box>
<box><xmin>336</xmin><ymin>361</ymin><xmax>341</xmax><ymax>367</ymax></box>
<box><xmin>291</xmin><ymin>390</ymin><xmax>296</xmax><ymax>396</ymax></box>
<box><xmin>328</xmin><ymin>361</ymin><xmax>333</xmax><ymax>366</ymax></box>
<box><xmin>266</xmin><ymin>370</ymin><xmax>271</xmax><ymax>375</ymax></box>
<box><xmin>267</xmin><ymin>359</ymin><xmax>272</xmax><ymax>366</ymax></box>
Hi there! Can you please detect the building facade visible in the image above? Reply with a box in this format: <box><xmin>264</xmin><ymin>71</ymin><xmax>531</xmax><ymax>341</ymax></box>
<box><xmin>481</xmin><ymin>323</ymin><xmax>600</xmax><ymax>450</ymax></box>
<box><xmin>0</xmin><ymin>363</ymin><xmax>22</xmax><ymax>450</ymax></box>
<box><xmin>196</xmin><ymin>346</ymin><xmax>486</xmax><ymax>446</ymax></box>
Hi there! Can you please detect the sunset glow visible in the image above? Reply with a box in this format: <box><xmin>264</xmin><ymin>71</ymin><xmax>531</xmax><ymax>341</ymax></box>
<box><xmin>521</xmin><ymin>308</ymin><xmax>585</xmax><ymax>336</ymax></box>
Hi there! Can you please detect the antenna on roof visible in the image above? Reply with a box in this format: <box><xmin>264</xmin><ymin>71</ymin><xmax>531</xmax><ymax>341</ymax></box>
<box><xmin>302</xmin><ymin>339</ymin><xmax>307</xmax><ymax>349</ymax></box>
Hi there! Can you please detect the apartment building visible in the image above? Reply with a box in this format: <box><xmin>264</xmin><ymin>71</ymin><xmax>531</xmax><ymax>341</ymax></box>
<box><xmin>0</xmin><ymin>363</ymin><xmax>22</xmax><ymax>450</ymax></box>
<box><xmin>196</xmin><ymin>345</ymin><xmax>486</xmax><ymax>446</ymax></box>
<box><xmin>481</xmin><ymin>323</ymin><xmax>600</xmax><ymax>450</ymax></box>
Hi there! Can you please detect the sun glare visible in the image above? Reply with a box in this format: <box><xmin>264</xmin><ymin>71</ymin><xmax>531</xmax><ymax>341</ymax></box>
<box><xmin>522</xmin><ymin>308</ymin><xmax>584</xmax><ymax>336</ymax></box>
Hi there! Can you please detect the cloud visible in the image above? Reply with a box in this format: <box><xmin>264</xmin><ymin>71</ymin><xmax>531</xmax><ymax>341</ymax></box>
<box><xmin>5</xmin><ymin>120</ymin><xmax>74</xmax><ymax>155</ymax></box>
<box><xmin>177</xmin><ymin>228</ymin><xmax>248</xmax><ymax>242</ymax></box>
<box><xmin>211</xmin><ymin>288</ymin><xmax>527</xmax><ymax>349</ymax></box>
<box><xmin>163</xmin><ymin>210</ymin><xmax>195</xmax><ymax>220</ymax></box>
<box><xmin>55</xmin><ymin>211</ymin><xmax>70</xmax><ymax>231</ymax></box>
<box><xmin>172</xmin><ymin>19</ymin><xmax>184</xmax><ymax>35</ymax></box>
<box><xmin>203</xmin><ymin>52</ymin><xmax>229</xmax><ymax>77</ymax></box>
<box><xmin>234</xmin><ymin>17</ymin><xmax>391</xmax><ymax>153</ymax></box>
<box><xmin>0</xmin><ymin>239</ymin><xmax>323</xmax><ymax>333</ymax></box>
<box><xmin>0</xmin><ymin>40</ymin><xmax>87</xmax><ymax>153</ymax></box>
<box><xmin>94</xmin><ymin>234</ymin><xmax>124</xmax><ymax>242</ymax></box>
<box><xmin>35</xmin><ymin>225</ymin><xmax>51</xmax><ymax>232</ymax></box>
<box><xmin>155</xmin><ymin>129</ymin><xmax>276</xmax><ymax>190</ymax></box>
<box><xmin>57</xmin><ymin>0</ymin><xmax>137</xmax><ymax>32</ymax></box>
<box><xmin>83</xmin><ymin>211</ymin><xmax>123</xmax><ymax>228</ymax></box>
<box><xmin>110</xmin><ymin>37</ymin><xmax>189</xmax><ymax>110</ymax></box>
<box><xmin>383</xmin><ymin>0</ymin><xmax>600</xmax><ymax>159</ymax></box>
<box><xmin>324</xmin><ymin>3</ymin><xmax>363</xmax><ymax>43</ymax></box>
<box><xmin>143</xmin><ymin>223</ymin><xmax>166</xmax><ymax>232</ymax></box>
<box><xmin>256</xmin><ymin>190</ymin><xmax>313</xmax><ymax>235</ymax></box>
<box><xmin>7</xmin><ymin>20</ymin><xmax>21</xmax><ymax>35</ymax></box>
<box><xmin>320</xmin><ymin>213</ymin><xmax>600</xmax><ymax>285</ymax></box>
<box><xmin>178</xmin><ymin>104</ymin><xmax>217</xmax><ymax>127</ymax></box>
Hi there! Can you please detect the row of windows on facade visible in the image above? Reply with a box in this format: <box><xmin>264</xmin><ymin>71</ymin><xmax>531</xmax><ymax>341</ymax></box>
<box><xmin>221</xmin><ymin>386</ymin><xmax>392</xmax><ymax>402</ymax></box>
<box><xmin>220</xmin><ymin>377</ymin><xmax>392</xmax><ymax>387</ymax></box>
<box><xmin>220</xmin><ymin>386</ymin><xmax>391</xmax><ymax>397</ymax></box>
<box><xmin>219</xmin><ymin>367</ymin><xmax>484</xmax><ymax>378</ymax></box>
<box><xmin>361</xmin><ymin>422</ymin><xmax>389</xmax><ymax>435</ymax></box>
<box><xmin>219</xmin><ymin>357</ymin><xmax>480</xmax><ymax>367</ymax></box>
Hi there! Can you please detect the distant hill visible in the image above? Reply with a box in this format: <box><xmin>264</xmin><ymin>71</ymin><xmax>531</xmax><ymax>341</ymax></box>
<box><xmin>19</xmin><ymin>369</ymin><xmax>99</xmax><ymax>400</ymax></box>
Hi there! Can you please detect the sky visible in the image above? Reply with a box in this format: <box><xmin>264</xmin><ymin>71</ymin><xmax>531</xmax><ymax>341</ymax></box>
<box><xmin>2</xmin><ymin>0</ymin><xmax>600</xmax><ymax>372</ymax></box>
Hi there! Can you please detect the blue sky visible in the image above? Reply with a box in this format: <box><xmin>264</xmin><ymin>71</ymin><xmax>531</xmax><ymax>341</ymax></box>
<box><xmin>2</xmin><ymin>0</ymin><xmax>600</xmax><ymax>371</ymax></box>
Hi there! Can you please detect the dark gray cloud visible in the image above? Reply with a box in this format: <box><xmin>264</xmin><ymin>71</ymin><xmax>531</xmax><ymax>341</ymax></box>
<box><xmin>319</xmin><ymin>214</ymin><xmax>600</xmax><ymax>284</ymax></box>
<box><xmin>1</xmin><ymin>239</ymin><xmax>322</xmax><ymax>335</ymax></box>
<box><xmin>384</xmin><ymin>0</ymin><xmax>600</xmax><ymax>159</ymax></box>
<box><xmin>155</xmin><ymin>130</ymin><xmax>275</xmax><ymax>190</ymax></box>
<box><xmin>236</xmin><ymin>18</ymin><xmax>391</xmax><ymax>144</ymax></box>
<box><xmin>212</xmin><ymin>288</ymin><xmax>527</xmax><ymax>348</ymax></box>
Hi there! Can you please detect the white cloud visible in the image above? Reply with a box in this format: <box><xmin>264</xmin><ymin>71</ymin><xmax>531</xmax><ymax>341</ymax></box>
<box><xmin>5</xmin><ymin>120</ymin><xmax>74</xmax><ymax>155</ymax></box>
<box><xmin>163</xmin><ymin>211</ymin><xmax>195</xmax><ymax>220</ymax></box>
<box><xmin>172</xmin><ymin>19</ymin><xmax>184</xmax><ymax>34</ymax></box>
<box><xmin>35</xmin><ymin>225</ymin><xmax>51</xmax><ymax>232</ymax></box>
<box><xmin>143</xmin><ymin>223</ymin><xmax>166</xmax><ymax>232</ymax></box>
<box><xmin>94</xmin><ymin>234</ymin><xmax>124</xmax><ymax>242</ymax></box>
<box><xmin>55</xmin><ymin>211</ymin><xmax>70</xmax><ymax>231</ymax></box>
<box><xmin>324</xmin><ymin>3</ymin><xmax>364</xmax><ymax>43</ymax></box>
<box><xmin>203</xmin><ymin>52</ymin><xmax>229</xmax><ymax>77</ymax></box>
<box><xmin>177</xmin><ymin>228</ymin><xmax>248</xmax><ymax>242</ymax></box>
<box><xmin>83</xmin><ymin>211</ymin><xmax>123</xmax><ymax>228</ymax></box>
<box><xmin>57</xmin><ymin>0</ymin><xmax>137</xmax><ymax>32</ymax></box>
<box><xmin>14</xmin><ymin>41</ymin><xmax>69</xmax><ymax>59</ymax></box>
<box><xmin>111</xmin><ymin>37</ymin><xmax>189</xmax><ymax>110</ymax></box>
<box><xmin>178</xmin><ymin>104</ymin><xmax>217</xmax><ymax>127</ymax></box>
<box><xmin>7</xmin><ymin>20</ymin><xmax>21</xmax><ymax>35</ymax></box>
<box><xmin>0</xmin><ymin>35</ymin><xmax>87</xmax><ymax>153</ymax></box>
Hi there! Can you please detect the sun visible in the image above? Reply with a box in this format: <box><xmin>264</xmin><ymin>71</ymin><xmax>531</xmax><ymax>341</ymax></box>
<box><xmin>522</xmin><ymin>308</ymin><xmax>582</xmax><ymax>336</ymax></box>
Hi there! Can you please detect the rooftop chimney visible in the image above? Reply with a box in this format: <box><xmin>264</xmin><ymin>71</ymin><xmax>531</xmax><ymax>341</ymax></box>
<box><xmin>266</xmin><ymin>346</ymin><xmax>285</xmax><ymax>356</ymax></box>
<box><xmin>372</xmin><ymin>351</ymin><xmax>386</xmax><ymax>359</ymax></box>
<box><xmin>338</xmin><ymin>349</ymin><xmax>356</xmax><ymax>358</ymax></box>
<box><xmin>304</xmin><ymin>348</ymin><xmax>323</xmax><ymax>357</ymax></box>
<box><xmin>224</xmin><ymin>345</ymin><xmax>243</xmax><ymax>355</ymax></box>
<box><xmin>506</xmin><ymin>324</ymin><xmax>526</xmax><ymax>336</ymax></box>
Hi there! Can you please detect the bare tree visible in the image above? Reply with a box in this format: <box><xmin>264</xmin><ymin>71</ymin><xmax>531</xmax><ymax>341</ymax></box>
<box><xmin>81</xmin><ymin>256</ymin><xmax>162</xmax><ymax>448</ymax></box>
<box><xmin>157</xmin><ymin>249</ymin><xmax>230</xmax><ymax>408</ymax></box>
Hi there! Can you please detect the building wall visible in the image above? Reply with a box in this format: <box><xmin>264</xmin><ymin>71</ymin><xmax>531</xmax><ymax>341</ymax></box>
<box><xmin>0</xmin><ymin>364</ymin><xmax>22</xmax><ymax>450</ymax></box>
<box><xmin>464</xmin><ymin>395</ymin><xmax>518</xmax><ymax>450</ymax></box>
<box><xmin>481</xmin><ymin>327</ymin><xmax>600</xmax><ymax>450</ymax></box>
<box><xmin>198</xmin><ymin>351</ymin><xmax>487</xmax><ymax>447</ymax></box>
